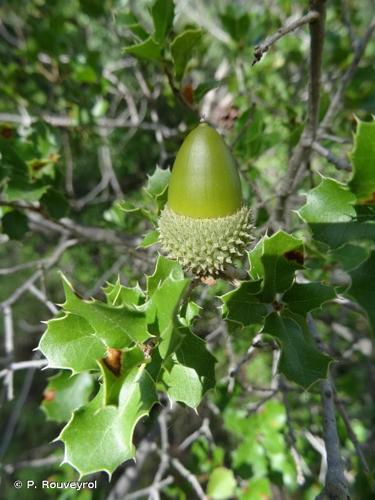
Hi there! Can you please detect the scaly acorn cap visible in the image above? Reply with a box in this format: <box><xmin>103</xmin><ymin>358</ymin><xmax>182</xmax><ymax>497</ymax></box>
<box><xmin>158</xmin><ymin>122</ymin><xmax>253</xmax><ymax>277</ymax></box>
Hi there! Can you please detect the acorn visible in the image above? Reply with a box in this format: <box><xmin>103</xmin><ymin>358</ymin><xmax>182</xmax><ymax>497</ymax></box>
<box><xmin>158</xmin><ymin>122</ymin><xmax>253</xmax><ymax>278</ymax></box>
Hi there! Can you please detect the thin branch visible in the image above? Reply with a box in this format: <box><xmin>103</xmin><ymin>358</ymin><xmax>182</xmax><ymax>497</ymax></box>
<box><xmin>3</xmin><ymin>306</ymin><xmax>14</xmax><ymax>400</ymax></box>
<box><xmin>320</xmin><ymin>18</ymin><xmax>375</xmax><ymax>132</ymax></box>
<box><xmin>125</xmin><ymin>477</ymin><xmax>174</xmax><ymax>500</ymax></box>
<box><xmin>0</xmin><ymin>238</ymin><xmax>77</xmax><ymax>310</ymax></box>
<box><xmin>333</xmin><ymin>390</ymin><xmax>369</xmax><ymax>474</ymax></box>
<box><xmin>0</xmin><ymin>111</ymin><xmax>178</xmax><ymax>136</ymax></box>
<box><xmin>275</xmin><ymin>1</ymin><xmax>326</xmax><ymax>223</ymax></box>
<box><xmin>311</xmin><ymin>141</ymin><xmax>351</xmax><ymax>171</ymax></box>
<box><xmin>253</xmin><ymin>10</ymin><xmax>320</xmax><ymax>64</ymax></box>
<box><xmin>170</xmin><ymin>457</ymin><xmax>206</xmax><ymax>500</ymax></box>
<box><xmin>307</xmin><ymin>315</ymin><xmax>349</xmax><ymax>499</ymax></box>
<box><xmin>317</xmin><ymin>377</ymin><xmax>350</xmax><ymax>499</ymax></box>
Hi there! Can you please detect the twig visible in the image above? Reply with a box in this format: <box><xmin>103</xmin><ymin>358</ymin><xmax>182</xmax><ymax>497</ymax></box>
<box><xmin>253</xmin><ymin>10</ymin><xmax>320</xmax><ymax>64</ymax></box>
<box><xmin>280</xmin><ymin>380</ymin><xmax>306</xmax><ymax>485</ymax></box>
<box><xmin>311</xmin><ymin>141</ymin><xmax>351</xmax><ymax>171</ymax></box>
<box><xmin>275</xmin><ymin>0</ymin><xmax>327</xmax><ymax>223</ymax></box>
<box><xmin>320</xmin><ymin>18</ymin><xmax>375</xmax><ymax>132</ymax></box>
<box><xmin>333</xmin><ymin>390</ymin><xmax>369</xmax><ymax>474</ymax></box>
<box><xmin>170</xmin><ymin>457</ymin><xmax>206</xmax><ymax>500</ymax></box>
<box><xmin>307</xmin><ymin>315</ymin><xmax>349</xmax><ymax>499</ymax></box>
<box><xmin>0</xmin><ymin>360</ymin><xmax>49</xmax><ymax>379</ymax></box>
<box><xmin>3</xmin><ymin>306</ymin><xmax>14</xmax><ymax>400</ymax></box>
<box><xmin>317</xmin><ymin>377</ymin><xmax>350</xmax><ymax>499</ymax></box>
<box><xmin>126</xmin><ymin>477</ymin><xmax>174</xmax><ymax>500</ymax></box>
<box><xmin>0</xmin><ymin>238</ymin><xmax>77</xmax><ymax>310</ymax></box>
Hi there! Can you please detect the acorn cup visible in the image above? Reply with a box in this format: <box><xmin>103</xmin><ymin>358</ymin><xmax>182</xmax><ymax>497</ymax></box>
<box><xmin>158</xmin><ymin>122</ymin><xmax>253</xmax><ymax>278</ymax></box>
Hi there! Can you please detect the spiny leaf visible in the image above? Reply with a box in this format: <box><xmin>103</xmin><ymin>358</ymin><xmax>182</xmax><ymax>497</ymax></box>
<box><xmin>349</xmin><ymin>119</ymin><xmax>375</xmax><ymax>202</ymax></box>
<box><xmin>221</xmin><ymin>280</ymin><xmax>267</xmax><ymax>329</ymax></box>
<box><xmin>348</xmin><ymin>251</ymin><xmax>375</xmax><ymax>335</ymax></box>
<box><xmin>249</xmin><ymin>231</ymin><xmax>304</xmax><ymax>303</ymax></box>
<box><xmin>151</xmin><ymin>0</ymin><xmax>174</xmax><ymax>44</ymax></box>
<box><xmin>62</xmin><ymin>275</ymin><xmax>149</xmax><ymax>349</ymax></box>
<box><xmin>41</xmin><ymin>371</ymin><xmax>94</xmax><ymax>423</ymax></box>
<box><xmin>171</xmin><ymin>28</ymin><xmax>202</xmax><ymax>80</ymax></box>
<box><xmin>103</xmin><ymin>278</ymin><xmax>145</xmax><ymax>307</ymax></box>
<box><xmin>123</xmin><ymin>36</ymin><xmax>162</xmax><ymax>61</ymax></box>
<box><xmin>38</xmin><ymin>314</ymin><xmax>106</xmax><ymax>373</ymax></box>
<box><xmin>298</xmin><ymin>177</ymin><xmax>356</xmax><ymax>223</ymax></box>
<box><xmin>145</xmin><ymin>268</ymin><xmax>190</xmax><ymax>358</ymax></box>
<box><xmin>262</xmin><ymin>312</ymin><xmax>331</xmax><ymax>389</ymax></box>
<box><xmin>162</xmin><ymin>328</ymin><xmax>216</xmax><ymax>408</ymax></box>
<box><xmin>283</xmin><ymin>282</ymin><xmax>336</xmax><ymax>315</ymax></box>
<box><xmin>146</xmin><ymin>255</ymin><xmax>184</xmax><ymax>295</ymax></box>
<box><xmin>59</xmin><ymin>364</ymin><xmax>158</xmax><ymax>478</ymax></box>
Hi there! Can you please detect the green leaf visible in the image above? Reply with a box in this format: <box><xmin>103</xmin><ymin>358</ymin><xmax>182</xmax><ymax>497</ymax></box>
<box><xmin>162</xmin><ymin>328</ymin><xmax>216</xmax><ymax>408</ymax></box>
<box><xmin>298</xmin><ymin>177</ymin><xmax>356</xmax><ymax>223</ymax></box>
<box><xmin>59</xmin><ymin>364</ymin><xmax>158</xmax><ymax>477</ymax></box>
<box><xmin>283</xmin><ymin>282</ymin><xmax>336</xmax><ymax>315</ymax></box>
<box><xmin>41</xmin><ymin>371</ymin><xmax>94</xmax><ymax>423</ymax></box>
<box><xmin>151</xmin><ymin>0</ymin><xmax>174</xmax><ymax>44</ymax></box>
<box><xmin>38</xmin><ymin>314</ymin><xmax>106</xmax><ymax>373</ymax></box>
<box><xmin>103</xmin><ymin>279</ymin><xmax>144</xmax><ymax>307</ymax></box>
<box><xmin>349</xmin><ymin>119</ymin><xmax>375</xmax><ymax>202</ymax></box>
<box><xmin>171</xmin><ymin>29</ymin><xmax>202</xmax><ymax>80</ymax></box>
<box><xmin>144</xmin><ymin>165</ymin><xmax>170</xmax><ymax>198</ymax></box>
<box><xmin>1</xmin><ymin>210</ymin><xmax>28</xmax><ymax>240</ymax></box>
<box><xmin>221</xmin><ymin>280</ymin><xmax>267</xmax><ymax>329</ymax></box>
<box><xmin>251</xmin><ymin>231</ymin><xmax>304</xmax><ymax>303</ymax></box>
<box><xmin>123</xmin><ymin>36</ymin><xmax>162</xmax><ymax>61</ymax></box>
<box><xmin>348</xmin><ymin>251</ymin><xmax>375</xmax><ymax>335</ymax></box>
<box><xmin>240</xmin><ymin>477</ymin><xmax>272</xmax><ymax>500</ymax></box>
<box><xmin>146</xmin><ymin>255</ymin><xmax>184</xmax><ymax>295</ymax></box>
<box><xmin>62</xmin><ymin>275</ymin><xmax>150</xmax><ymax>349</ymax></box>
<box><xmin>207</xmin><ymin>467</ymin><xmax>236</xmax><ymax>500</ymax></box>
<box><xmin>40</xmin><ymin>188</ymin><xmax>69</xmax><ymax>219</ymax></box>
<box><xmin>139</xmin><ymin>229</ymin><xmax>159</xmax><ymax>248</ymax></box>
<box><xmin>145</xmin><ymin>268</ymin><xmax>190</xmax><ymax>358</ymax></box>
<box><xmin>262</xmin><ymin>312</ymin><xmax>331</xmax><ymax>389</ymax></box>
<box><xmin>330</xmin><ymin>243</ymin><xmax>370</xmax><ymax>271</ymax></box>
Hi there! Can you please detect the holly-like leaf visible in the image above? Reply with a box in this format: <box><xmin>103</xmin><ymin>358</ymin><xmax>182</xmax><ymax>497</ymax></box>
<box><xmin>139</xmin><ymin>230</ymin><xmax>159</xmax><ymax>248</ymax></box>
<box><xmin>146</xmin><ymin>268</ymin><xmax>190</xmax><ymax>358</ymax></box>
<box><xmin>162</xmin><ymin>328</ymin><xmax>216</xmax><ymax>408</ymax></box>
<box><xmin>298</xmin><ymin>177</ymin><xmax>356</xmax><ymax>224</ymax></box>
<box><xmin>146</xmin><ymin>255</ymin><xmax>184</xmax><ymax>295</ymax></box>
<box><xmin>62</xmin><ymin>275</ymin><xmax>149</xmax><ymax>349</ymax></box>
<box><xmin>221</xmin><ymin>280</ymin><xmax>267</xmax><ymax>329</ymax></box>
<box><xmin>144</xmin><ymin>166</ymin><xmax>170</xmax><ymax>198</ymax></box>
<box><xmin>330</xmin><ymin>243</ymin><xmax>370</xmax><ymax>271</ymax></box>
<box><xmin>249</xmin><ymin>231</ymin><xmax>304</xmax><ymax>303</ymax></box>
<box><xmin>123</xmin><ymin>36</ymin><xmax>162</xmax><ymax>61</ymax></box>
<box><xmin>262</xmin><ymin>312</ymin><xmax>331</xmax><ymax>389</ymax></box>
<box><xmin>348</xmin><ymin>251</ymin><xmax>375</xmax><ymax>335</ymax></box>
<box><xmin>304</xmin><ymin>209</ymin><xmax>375</xmax><ymax>248</ymax></box>
<box><xmin>38</xmin><ymin>314</ymin><xmax>106</xmax><ymax>373</ymax></box>
<box><xmin>151</xmin><ymin>0</ymin><xmax>174</xmax><ymax>44</ymax></box>
<box><xmin>59</xmin><ymin>364</ymin><xmax>157</xmax><ymax>478</ymax></box>
<box><xmin>207</xmin><ymin>467</ymin><xmax>237</xmax><ymax>500</ymax></box>
<box><xmin>283</xmin><ymin>282</ymin><xmax>336</xmax><ymax>315</ymax></box>
<box><xmin>103</xmin><ymin>278</ymin><xmax>145</xmax><ymax>307</ymax></box>
<box><xmin>171</xmin><ymin>29</ymin><xmax>202</xmax><ymax>80</ymax></box>
<box><xmin>349</xmin><ymin>119</ymin><xmax>375</xmax><ymax>202</ymax></box>
<box><xmin>41</xmin><ymin>371</ymin><xmax>94</xmax><ymax>423</ymax></box>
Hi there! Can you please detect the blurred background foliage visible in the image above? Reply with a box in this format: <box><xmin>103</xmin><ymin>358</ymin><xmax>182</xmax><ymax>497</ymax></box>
<box><xmin>0</xmin><ymin>0</ymin><xmax>374</xmax><ymax>498</ymax></box>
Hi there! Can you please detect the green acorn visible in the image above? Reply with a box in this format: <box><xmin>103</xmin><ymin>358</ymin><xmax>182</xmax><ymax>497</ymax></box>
<box><xmin>158</xmin><ymin>122</ymin><xmax>253</xmax><ymax>278</ymax></box>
